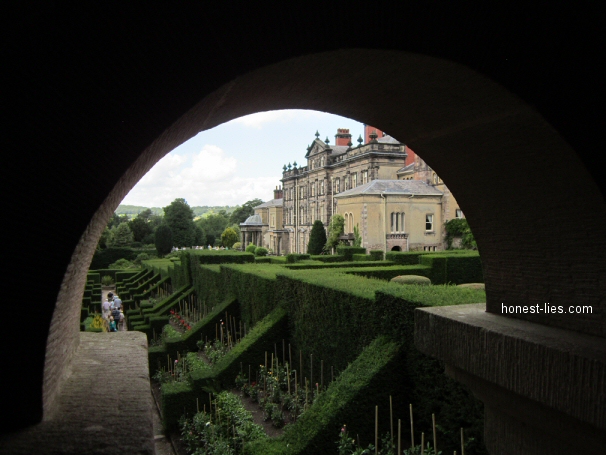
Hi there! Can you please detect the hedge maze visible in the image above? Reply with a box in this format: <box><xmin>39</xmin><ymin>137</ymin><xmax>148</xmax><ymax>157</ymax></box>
<box><xmin>87</xmin><ymin>248</ymin><xmax>487</xmax><ymax>454</ymax></box>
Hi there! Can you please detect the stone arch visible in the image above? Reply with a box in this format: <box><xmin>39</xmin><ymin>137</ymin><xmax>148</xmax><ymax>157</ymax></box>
<box><xmin>391</xmin><ymin>246</ymin><xmax>402</xmax><ymax>252</ymax></box>
<box><xmin>42</xmin><ymin>49</ymin><xmax>605</xmax><ymax>421</ymax></box>
<box><xmin>4</xmin><ymin>6</ymin><xmax>604</xmax><ymax>453</ymax></box>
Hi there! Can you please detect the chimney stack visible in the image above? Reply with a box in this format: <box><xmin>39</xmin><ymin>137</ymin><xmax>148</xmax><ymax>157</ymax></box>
<box><xmin>274</xmin><ymin>185</ymin><xmax>283</xmax><ymax>200</ymax></box>
<box><xmin>334</xmin><ymin>128</ymin><xmax>352</xmax><ymax>146</ymax></box>
<box><xmin>364</xmin><ymin>124</ymin><xmax>385</xmax><ymax>143</ymax></box>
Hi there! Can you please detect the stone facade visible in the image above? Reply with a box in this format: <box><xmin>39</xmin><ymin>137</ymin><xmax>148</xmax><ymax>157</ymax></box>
<box><xmin>279</xmin><ymin>126</ymin><xmax>463</xmax><ymax>253</ymax></box>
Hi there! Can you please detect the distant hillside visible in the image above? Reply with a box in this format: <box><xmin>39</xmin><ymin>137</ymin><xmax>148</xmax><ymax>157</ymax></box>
<box><xmin>116</xmin><ymin>204</ymin><xmax>237</xmax><ymax>218</ymax></box>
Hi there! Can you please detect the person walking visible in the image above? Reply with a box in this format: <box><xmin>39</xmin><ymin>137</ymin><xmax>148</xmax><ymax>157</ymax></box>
<box><xmin>102</xmin><ymin>299</ymin><xmax>111</xmax><ymax>320</ymax></box>
<box><xmin>109</xmin><ymin>316</ymin><xmax>117</xmax><ymax>332</ymax></box>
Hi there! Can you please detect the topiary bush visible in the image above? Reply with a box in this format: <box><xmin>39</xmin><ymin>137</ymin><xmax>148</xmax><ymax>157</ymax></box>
<box><xmin>245</xmin><ymin>243</ymin><xmax>257</xmax><ymax>253</ymax></box>
<box><xmin>101</xmin><ymin>275</ymin><xmax>114</xmax><ymax>286</ymax></box>
<box><xmin>232</xmin><ymin>241</ymin><xmax>242</xmax><ymax>250</ymax></box>
<box><xmin>254</xmin><ymin>247</ymin><xmax>268</xmax><ymax>257</ymax></box>
<box><xmin>369</xmin><ymin>250</ymin><xmax>384</xmax><ymax>261</ymax></box>
<box><xmin>390</xmin><ymin>275</ymin><xmax>431</xmax><ymax>285</ymax></box>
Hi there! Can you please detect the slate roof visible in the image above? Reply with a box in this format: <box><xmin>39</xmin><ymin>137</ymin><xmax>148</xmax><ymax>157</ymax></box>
<box><xmin>255</xmin><ymin>198</ymin><xmax>283</xmax><ymax>208</ymax></box>
<box><xmin>377</xmin><ymin>134</ymin><xmax>400</xmax><ymax>144</ymax></box>
<box><xmin>334</xmin><ymin>179</ymin><xmax>443</xmax><ymax>198</ymax></box>
<box><xmin>396</xmin><ymin>163</ymin><xmax>414</xmax><ymax>173</ymax></box>
<box><xmin>241</xmin><ymin>214</ymin><xmax>263</xmax><ymax>225</ymax></box>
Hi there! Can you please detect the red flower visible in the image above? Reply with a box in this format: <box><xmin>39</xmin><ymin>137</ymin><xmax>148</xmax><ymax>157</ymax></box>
<box><xmin>186</xmin><ymin>325</ymin><xmax>191</xmax><ymax>330</ymax></box>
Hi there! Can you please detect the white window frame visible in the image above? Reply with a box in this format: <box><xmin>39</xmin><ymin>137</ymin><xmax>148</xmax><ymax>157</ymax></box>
<box><xmin>426</xmin><ymin>214</ymin><xmax>434</xmax><ymax>232</ymax></box>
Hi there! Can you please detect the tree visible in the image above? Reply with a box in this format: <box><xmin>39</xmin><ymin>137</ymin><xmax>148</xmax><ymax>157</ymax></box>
<box><xmin>163</xmin><ymin>198</ymin><xmax>196</xmax><ymax>248</ymax></box>
<box><xmin>96</xmin><ymin>226</ymin><xmax>112</xmax><ymax>250</ymax></box>
<box><xmin>196</xmin><ymin>211</ymin><xmax>230</xmax><ymax>244</ymax></box>
<box><xmin>353</xmin><ymin>224</ymin><xmax>362</xmax><ymax>247</ymax></box>
<box><xmin>154</xmin><ymin>224</ymin><xmax>173</xmax><ymax>257</ymax></box>
<box><xmin>307</xmin><ymin>220</ymin><xmax>327</xmax><ymax>255</ymax></box>
<box><xmin>325</xmin><ymin>214</ymin><xmax>345</xmax><ymax>252</ymax></box>
<box><xmin>109</xmin><ymin>222</ymin><xmax>134</xmax><ymax>247</ymax></box>
<box><xmin>228</xmin><ymin>198</ymin><xmax>264</xmax><ymax>225</ymax></box>
<box><xmin>129</xmin><ymin>215</ymin><xmax>153</xmax><ymax>243</ymax></box>
<box><xmin>194</xmin><ymin>225</ymin><xmax>205</xmax><ymax>246</ymax></box>
<box><xmin>221</xmin><ymin>227</ymin><xmax>239</xmax><ymax>248</ymax></box>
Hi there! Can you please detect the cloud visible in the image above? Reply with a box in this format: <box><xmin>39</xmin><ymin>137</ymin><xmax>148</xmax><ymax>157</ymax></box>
<box><xmin>121</xmin><ymin>145</ymin><xmax>281</xmax><ymax>207</ymax></box>
<box><xmin>231</xmin><ymin>109</ymin><xmax>327</xmax><ymax>129</ymax></box>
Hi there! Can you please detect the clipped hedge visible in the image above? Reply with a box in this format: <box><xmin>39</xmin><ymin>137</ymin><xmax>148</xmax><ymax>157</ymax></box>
<box><xmin>352</xmin><ymin>254</ymin><xmax>372</xmax><ymax>261</ymax></box>
<box><xmin>160</xmin><ymin>381</ymin><xmax>199</xmax><ymax>432</ymax></box>
<box><xmin>286</xmin><ymin>253</ymin><xmax>311</xmax><ymax>263</ymax></box>
<box><xmin>336</xmin><ymin>245</ymin><xmax>366</xmax><ymax>260</ymax></box>
<box><xmin>344</xmin><ymin>264</ymin><xmax>431</xmax><ymax>281</ymax></box>
<box><xmin>283</xmin><ymin>261</ymin><xmax>394</xmax><ymax>271</ymax></box>
<box><xmin>188</xmin><ymin>249</ymin><xmax>255</xmax><ymax>264</ymax></box>
<box><xmin>254</xmin><ymin>257</ymin><xmax>272</xmax><ymax>263</ymax></box>
<box><xmin>309</xmin><ymin>254</ymin><xmax>347</xmax><ymax>263</ymax></box>
<box><xmin>191</xmin><ymin>307</ymin><xmax>289</xmax><ymax>393</ymax></box>
<box><xmin>369</xmin><ymin>250</ymin><xmax>384</xmax><ymax>261</ymax></box>
<box><xmin>244</xmin><ymin>337</ymin><xmax>406</xmax><ymax>455</ymax></box>
<box><xmin>385</xmin><ymin>251</ymin><xmax>428</xmax><ymax>265</ymax></box>
<box><xmin>90</xmin><ymin>247</ymin><xmax>155</xmax><ymax>269</ymax></box>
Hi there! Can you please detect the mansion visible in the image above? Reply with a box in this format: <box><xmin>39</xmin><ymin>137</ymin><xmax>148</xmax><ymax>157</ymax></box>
<box><xmin>240</xmin><ymin>125</ymin><xmax>463</xmax><ymax>255</ymax></box>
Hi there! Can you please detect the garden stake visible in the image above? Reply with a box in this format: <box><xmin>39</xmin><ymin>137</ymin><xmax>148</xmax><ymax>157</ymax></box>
<box><xmin>300</xmin><ymin>350</ymin><xmax>303</xmax><ymax>387</ymax></box>
<box><xmin>289</xmin><ymin>343</ymin><xmax>292</xmax><ymax>368</ymax></box>
<box><xmin>461</xmin><ymin>427</ymin><xmax>465</xmax><ymax>455</ymax></box>
<box><xmin>294</xmin><ymin>370</ymin><xmax>298</xmax><ymax>396</ymax></box>
<box><xmin>287</xmin><ymin>364</ymin><xmax>291</xmax><ymax>394</ymax></box>
<box><xmin>390</xmin><ymin>395</ymin><xmax>394</xmax><ymax>450</ymax></box>
<box><xmin>310</xmin><ymin>354</ymin><xmax>313</xmax><ymax>387</ymax></box>
<box><xmin>421</xmin><ymin>432</ymin><xmax>425</xmax><ymax>455</ymax></box>
<box><xmin>398</xmin><ymin>418</ymin><xmax>401</xmax><ymax>455</ymax></box>
<box><xmin>321</xmin><ymin>360</ymin><xmax>324</xmax><ymax>388</ymax></box>
<box><xmin>432</xmin><ymin>413</ymin><xmax>437</xmax><ymax>455</ymax></box>
<box><xmin>375</xmin><ymin>405</ymin><xmax>379</xmax><ymax>455</ymax></box>
<box><xmin>196</xmin><ymin>398</ymin><xmax>199</xmax><ymax>413</ymax></box>
<box><xmin>275</xmin><ymin>343</ymin><xmax>278</xmax><ymax>364</ymax></box>
<box><xmin>410</xmin><ymin>404</ymin><xmax>415</xmax><ymax>448</ymax></box>
<box><xmin>271</xmin><ymin>353</ymin><xmax>274</xmax><ymax>375</ymax></box>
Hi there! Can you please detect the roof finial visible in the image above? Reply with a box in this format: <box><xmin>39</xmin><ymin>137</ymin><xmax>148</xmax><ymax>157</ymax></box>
<box><xmin>357</xmin><ymin>134</ymin><xmax>363</xmax><ymax>146</ymax></box>
<box><xmin>315</xmin><ymin>130</ymin><xmax>320</xmax><ymax>138</ymax></box>
<box><xmin>325</xmin><ymin>136</ymin><xmax>330</xmax><ymax>145</ymax></box>
<box><xmin>369</xmin><ymin>130</ymin><xmax>378</xmax><ymax>142</ymax></box>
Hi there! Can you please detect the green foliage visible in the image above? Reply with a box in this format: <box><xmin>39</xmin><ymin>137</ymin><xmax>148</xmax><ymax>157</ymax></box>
<box><xmin>163</xmin><ymin>198</ymin><xmax>196</xmax><ymax>247</ymax></box>
<box><xmin>307</xmin><ymin>220</ymin><xmax>327</xmax><ymax>255</ymax></box>
<box><xmin>232</xmin><ymin>241</ymin><xmax>242</xmax><ymax>250</ymax></box>
<box><xmin>96</xmin><ymin>226</ymin><xmax>112</xmax><ymax>250</ymax></box>
<box><xmin>385</xmin><ymin>251</ymin><xmax>427</xmax><ymax>265</ymax></box>
<box><xmin>197</xmin><ymin>210</ymin><xmax>231</xmax><ymax>245</ymax></box>
<box><xmin>229</xmin><ymin>198</ymin><xmax>264</xmax><ymax>225</ymax></box>
<box><xmin>245</xmin><ymin>243</ymin><xmax>257</xmax><ymax>253</ymax></box>
<box><xmin>391</xmin><ymin>275</ymin><xmax>432</xmax><ymax>285</ymax></box>
<box><xmin>286</xmin><ymin>253</ymin><xmax>310</xmax><ymax>263</ymax></box>
<box><xmin>254</xmin><ymin>247</ymin><xmax>268</xmax><ymax>257</ymax></box>
<box><xmin>336</xmin><ymin>245</ymin><xmax>366</xmax><ymax>260</ymax></box>
<box><xmin>109</xmin><ymin>222</ymin><xmax>134</xmax><ymax>247</ymax></box>
<box><xmin>444</xmin><ymin>218</ymin><xmax>477</xmax><ymax>249</ymax></box>
<box><xmin>352</xmin><ymin>254</ymin><xmax>372</xmax><ymax>262</ymax></box>
<box><xmin>221</xmin><ymin>227</ymin><xmax>239</xmax><ymax>248</ymax></box>
<box><xmin>101</xmin><ymin>275</ymin><xmax>114</xmax><ymax>286</ymax></box>
<box><xmin>369</xmin><ymin>250</ymin><xmax>384</xmax><ymax>261</ymax></box>
<box><xmin>154</xmin><ymin>224</ymin><xmax>173</xmax><ymax>257</ymax></box>
<box><xmin>129</xmin><ymin>214</ymin><xmax>153</xmax><ymax>243</ymax></box>
<box><xmin>180</xmin><ymin>392</ymin><xmax>267</xmax><ymax>454</ymax></box>
<box><xmin>108</xmin><ymin>258</ymin><xmax>137</xmax><ymax>269</ymax></box>
<box><xmin>353</xmin><ymin>224</ymin><xmax>362</xmax><ymax>247</ymax></box>
<box><xmin>325</xmin><ymin>213</ymin><xmax>345</xmax><ymax>251</ymax></box>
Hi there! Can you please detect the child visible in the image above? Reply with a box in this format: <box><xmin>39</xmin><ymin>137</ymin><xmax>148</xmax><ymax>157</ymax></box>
<box><xmin>109</xmin><ymin>316</ymin><xmax>117</xmax><ymax>332</ymax></box>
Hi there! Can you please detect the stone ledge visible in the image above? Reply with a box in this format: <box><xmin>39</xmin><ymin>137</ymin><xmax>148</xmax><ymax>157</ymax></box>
<box><xmin>0</xmin><ymin>332</ymin><xmax>154</xmax><ymax>455</ymax></box>
<box><xmin>414</xmin><ymin>303</ymin><xmax>606</xmax><ymax>454</ymax></box>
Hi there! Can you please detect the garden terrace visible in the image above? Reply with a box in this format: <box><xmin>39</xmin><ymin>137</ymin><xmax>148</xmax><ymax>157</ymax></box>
<box><xmin>142</xmin><ymin>250</ymin><xmax>489</xmax><ymax>453</ymax></box>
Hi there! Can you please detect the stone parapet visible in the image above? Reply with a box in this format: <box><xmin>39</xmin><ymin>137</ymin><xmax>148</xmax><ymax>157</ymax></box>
<box><xmin>414</xmin><ymin>303</ymin><xmax>606</xmax><ymax>455</ymax></box>
<box><xmin>1</xmin><ymin>332</ymin><xmax>154</xmax><ymax>455</ymax></box>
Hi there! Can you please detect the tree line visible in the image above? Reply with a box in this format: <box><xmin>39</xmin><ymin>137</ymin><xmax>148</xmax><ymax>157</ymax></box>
<box><xmin>97</xmin><ymin>198</ymin><xmax>264</xmax><ymax>256</ymax></box>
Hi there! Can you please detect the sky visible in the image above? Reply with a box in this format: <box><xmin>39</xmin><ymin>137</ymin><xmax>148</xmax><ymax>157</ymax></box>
<box><xmin>120</xmin><ymin>110</ymin><xmax>366</xmax><ymax>208</ymax></box>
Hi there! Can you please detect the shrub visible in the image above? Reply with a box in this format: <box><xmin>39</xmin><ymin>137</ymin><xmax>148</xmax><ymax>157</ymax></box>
<box><xmin>108</xmin><ymin>258</ymin><xmax>136</xmax><ymax>269</ymax></box>
<box><xmin>336</xmin><ymin>245</ymin><xmax>366</xmax><ymax>260</ymax></box>
<box><xmin>307</xmin><ymin>220</ymin><xmax>327</xmax><ymax>255</ymax></box>
<box><xmin>134</xmin><ymin>252</ymin><xmax>150</xmax><ymax>265</ymax></box>
<box><xmin>232</xmin><ymin>241</ymin><xmax>242</xmax><ymax>250</ymax></box>
<box><xmin>101</xmin><ymin>275</ymin><xmax>114</xmax><ymax>286</ymax></box>
<box><xmin>390</xmin><ymin>275</ymin><xmax>431</xmax><ymax>285</ymax></box>
<box><xmin>154</xmin><ymin>224</ymin><xmax>173</xmax><ymax>257</ymax></box>
<box><xmin>255</xmin><ymin>247</ymin><xmax>268</xmax><ymax>257</ymax></box>
<box><xmin>246</xmin><ymin>243</ymin><xmax>257</xmax><ymax>253</ymax></box>
<box><xmin>369</xmin><ymin>250</ymin><xmax>384</xmax><ymax>261</ymax></box>
<box><xmin>286</xmin><ymin>253</ymin><xmax>310</xmax><ymax>263</ymax></box>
